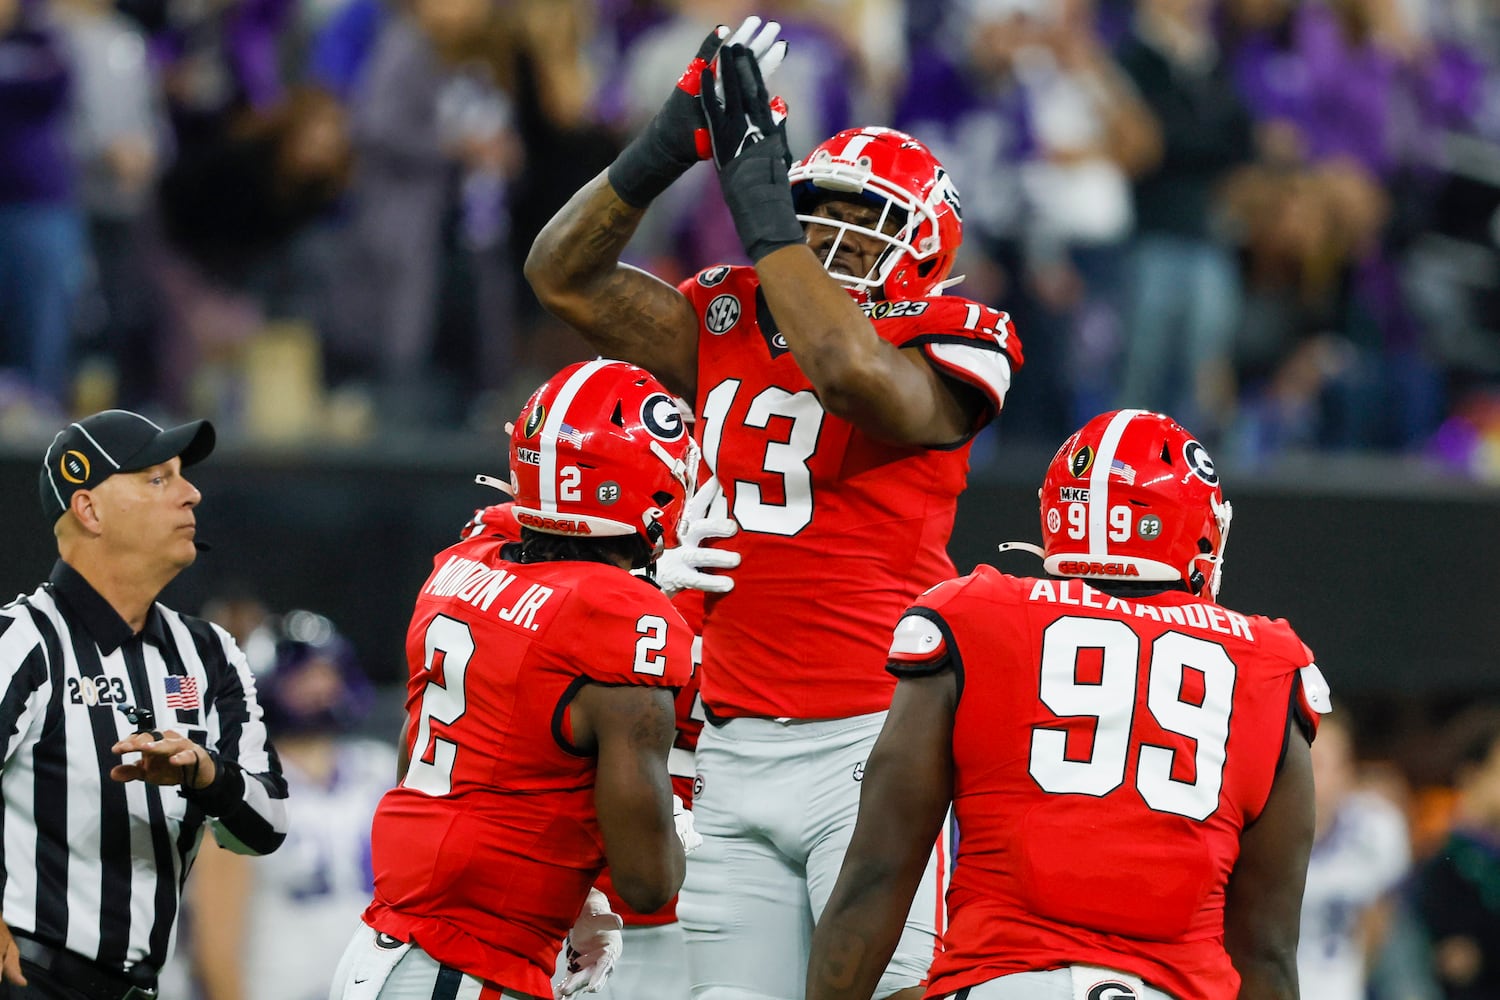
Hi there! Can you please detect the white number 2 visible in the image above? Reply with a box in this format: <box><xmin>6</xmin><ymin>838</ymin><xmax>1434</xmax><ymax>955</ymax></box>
<box><xmin>633</xmin><ymin>615</ymin><xmax>669</xmax><ymax>676</ymax></box>
<box><xmin>1029</xmin><ymin>617</ymin><xmax>1235</xmax><ymax>821</ymax></box>
<box><xmin>402</xmin><ymin>615</ymin><xmax>473</xmax><ymax>797</ymax></box>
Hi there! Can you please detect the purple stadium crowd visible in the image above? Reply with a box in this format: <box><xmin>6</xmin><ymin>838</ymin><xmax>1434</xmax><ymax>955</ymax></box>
<box><xmin>2</xmin><ymin>0</ymin><xmax>1500</xmax><ymax>467</ymax></box>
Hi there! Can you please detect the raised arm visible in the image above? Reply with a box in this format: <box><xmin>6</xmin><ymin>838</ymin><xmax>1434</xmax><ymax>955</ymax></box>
<box><xmin>525</xmin><ymin>22</ymin><xmax>785</xmax><ymax>399</ymax></box>
<box><xmin>699</xmin><ymin>46</ymin><xmax>988</xmax><ymax>446</ymax></box>
<box><xmin>569</xmin><ymin>682</ymin><xmax>685</xmax><ymax>914</ymax></box>
<box><xmin>1225</xmin><ymin>722</ymin><xmax>1316</xmax><ymax>1000</ymax></box>
<box><xmin>806</xmin><ymin>669</ymin><xmax>957</xmax><ymax>1000</ymax></box>
<box><xmin>524</xmin><ymin>172</ymin><xmax>700</xmax><ymax>397</ymax></box>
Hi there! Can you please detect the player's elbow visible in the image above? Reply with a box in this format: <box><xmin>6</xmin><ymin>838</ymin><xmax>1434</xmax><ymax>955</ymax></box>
<box><xmin>609</xmin><ymin>863</ymin><xmax>682</xmax><ymax>915</ymax></box>
<box><xmin>523</xmin><ymin>239</ymin><xmax>565</xmax><ymax>306</ymax></box>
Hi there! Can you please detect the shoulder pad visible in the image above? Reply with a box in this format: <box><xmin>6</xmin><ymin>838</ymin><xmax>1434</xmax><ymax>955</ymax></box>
<box><xmin>886</xmin><ymin>611</ymin><xmax>954</xmax><ymax>677</ymax></box>
<box><xmin>1294</xmin><ymin>663</ymin><xmax>1331</xmax><ymax>742</ymax></box>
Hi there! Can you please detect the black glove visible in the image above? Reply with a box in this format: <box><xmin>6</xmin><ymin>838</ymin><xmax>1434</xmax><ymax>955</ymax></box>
<box><xmin>699</xmin><ymin>45</ymin><xmax>805</xmax><ymax>263</ymax></box>
<box><xmin>607</xmin><ymin>19</ymin><xmax>786</xmax><ymax>209</ymax></box>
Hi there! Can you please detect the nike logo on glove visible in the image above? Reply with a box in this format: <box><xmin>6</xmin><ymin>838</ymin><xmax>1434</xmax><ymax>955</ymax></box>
<box><xmin>734</xmin><ymin>114</ymin><xmax>765</xmax><ymax>157</ymax></box>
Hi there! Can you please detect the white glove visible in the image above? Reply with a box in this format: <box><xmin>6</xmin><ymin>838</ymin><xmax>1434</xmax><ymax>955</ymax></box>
<box><xmin>555</xmin><ymin>888</ymin><xmax>624</xmax><ymax>999</ymax></box>
<box><xmin>674</xmin><ymin>794</ymin><xmax>703</xmax><ymax>856</ymax></box>
<box><xmin>656</xmin><ymin>476</ymin><xmax>740</xmax><ymax>598</ymax></box>
<box><xmin>713</xmin><ymin>16</ymin><xmax>788</xmax><ymax>105</ymax></box>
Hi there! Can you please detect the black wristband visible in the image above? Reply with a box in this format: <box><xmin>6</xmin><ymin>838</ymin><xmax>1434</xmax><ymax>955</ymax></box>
<box><xmin>720</xmin><ymin>149</ymin><xmax>805</xmax><ymax>263</ymax></box>
<box><xmin>179</xmin><ymin>750</ymin><xmax>246</xmax><ymax>817</ymax></box>
<box><xmin>608</xmin><ymin>132</ymin><xmax>689</xmax><ymax>209</ymax></box>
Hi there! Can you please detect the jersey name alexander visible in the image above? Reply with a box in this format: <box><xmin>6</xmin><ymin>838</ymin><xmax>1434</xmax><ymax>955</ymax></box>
<box><xmin>1028</xmin><ymin>578</ymin><xmax>1256</xmax><ymax>641</ymax></box>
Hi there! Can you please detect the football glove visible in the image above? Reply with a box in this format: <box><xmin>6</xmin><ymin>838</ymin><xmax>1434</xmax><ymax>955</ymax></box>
<box><xmin>555</xmin><ymin>889</ymin><xmax>624</xmax><ymax>998</ymax></box>
<box><xmin>655</xmin><ymin>476</ymin><xmax>739</xmax><ymax>598</ymax></box>
<box><xmin>699</xmin><ymin>44</ymin><xmax>805</xmax><ymax>262</ymax></box>
<box><xmin>674</xmin><ymin>794</ymin><xmax>703</xmax><ymax>855</ymax></box>
<box><xmin>608</xmin><ymin>16</ymin><xmax>786</xmax><ymax>208</ymax></box>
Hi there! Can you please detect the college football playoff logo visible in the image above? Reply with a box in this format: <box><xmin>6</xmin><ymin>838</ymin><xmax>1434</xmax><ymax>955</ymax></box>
<box><xmin>1070</xmin><ymin>445</ymin><xmax>1095</xmax><ymax>478</ymax></box>
<box><xmin>522</xmin><ymin>403</ymin><xmax>546</xmax><ymax>439</ymax></box>
<box><xmin>59</xmin><ymin>450</ymin><xmax>91</xmax><ymax>484</ymax></box>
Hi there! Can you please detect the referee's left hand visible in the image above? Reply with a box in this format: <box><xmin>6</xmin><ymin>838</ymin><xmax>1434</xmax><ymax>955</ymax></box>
<box><xmin>110</xmin><ymin>730</ymin><xmax>216</xmax><ymax>789</ymax></box>
<box><xmin>0</xmin><ymin>915</ymin><xmax>28</xmax><ymax>985</ymax></box>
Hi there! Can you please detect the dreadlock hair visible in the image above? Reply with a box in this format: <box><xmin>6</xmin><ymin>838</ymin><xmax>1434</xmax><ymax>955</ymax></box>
<box><xmin>518</xmin><ymin>528</ymin><xmax>653</xmax><ymax>570</ymax></box>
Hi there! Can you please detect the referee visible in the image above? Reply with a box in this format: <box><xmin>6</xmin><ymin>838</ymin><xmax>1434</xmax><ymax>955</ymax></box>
<box><xmin>0</xmin><ymin>409</ymin><xmax>288</xmax><ymax>999</ymax></box>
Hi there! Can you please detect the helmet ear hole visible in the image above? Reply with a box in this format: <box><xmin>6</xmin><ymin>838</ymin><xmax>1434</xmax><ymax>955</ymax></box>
<box><xmin>610</xmin><ymin>402</ymin><xmax>625</xmax><ymax>427</ymax></box>
<box><xmin>1161</xmin><ymin>443</ymin><xmax>1173</xmax><ymax>464</ymax></box>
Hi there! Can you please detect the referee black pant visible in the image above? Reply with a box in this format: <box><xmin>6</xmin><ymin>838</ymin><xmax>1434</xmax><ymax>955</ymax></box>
<box><xmin>2</xmin><ymin>936</ymin><xmax>156</xmax><ymax>1000</ymax></box>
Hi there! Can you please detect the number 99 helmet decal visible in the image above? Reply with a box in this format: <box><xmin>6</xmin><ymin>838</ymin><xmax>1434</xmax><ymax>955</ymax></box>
<box><xmin>508</xmin><ymin>359</ymin><xmax>698</xmax><ymax>555</ymax></box>
<box><xmin>1033</xmin><ymin>409</ymin><xmax>1233</xmax><ymax>600</ymax></box>
<box><xmin>788</xmin><ymin>126</ymin><xmax>963</xmax><ymax>301</ymax></box>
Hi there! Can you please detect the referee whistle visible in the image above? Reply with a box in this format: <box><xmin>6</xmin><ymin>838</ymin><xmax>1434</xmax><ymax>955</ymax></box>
<box><xmin>116</xmin><ymin>703</ymin><xmax>162</xmax><ymax>739</ymax></box>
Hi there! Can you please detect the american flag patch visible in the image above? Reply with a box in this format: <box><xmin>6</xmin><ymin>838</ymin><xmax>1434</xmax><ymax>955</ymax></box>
<box><xmin>557</xmin><ymin>423</ymin><xmax>584</xmax><ymax>447</ymax></box>
<box><xmin>1109</xmin><ymin>459</ymin><xmax>1137</xmax><ymax>484</ymax></box>
<box><xmin>164</xmin><ymin>675</ymin><xmax>199</xmax><ymax>710</ymax></box>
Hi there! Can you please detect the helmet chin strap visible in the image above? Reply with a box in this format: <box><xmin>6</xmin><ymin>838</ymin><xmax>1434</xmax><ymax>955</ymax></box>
<box><xmin>997</xmin><ymin>541</ymin><xmax>1045</xmax><ymax>560</ymax></box>
<box><xmin>474</xmin><ymin>474</ymin><xmax>513</xmax><ymax>496</ymax></box>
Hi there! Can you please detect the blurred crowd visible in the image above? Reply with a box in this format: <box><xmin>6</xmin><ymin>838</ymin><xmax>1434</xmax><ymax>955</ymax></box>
<box><xmin>3</xmin><ymin>0</ymin><xmax>1500</xmax><ymax>467</ymax></box>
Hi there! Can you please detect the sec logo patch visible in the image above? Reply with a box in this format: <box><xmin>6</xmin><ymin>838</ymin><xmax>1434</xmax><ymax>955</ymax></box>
<box><xmin>705</xmin><ymin>294</ymin><xmax>741</xmax><ymax>335</ymax></box>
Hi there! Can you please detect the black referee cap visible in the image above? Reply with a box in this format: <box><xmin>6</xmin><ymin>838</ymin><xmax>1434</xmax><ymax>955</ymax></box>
<box><xmin>40</xmin><ymin>409</ymin><xmax>216</xmax><ymax>523</ymax></box>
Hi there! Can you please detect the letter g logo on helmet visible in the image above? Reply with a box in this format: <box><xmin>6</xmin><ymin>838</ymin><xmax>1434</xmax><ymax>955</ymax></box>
<box><xmin>1087</xmin><ymin>984</ymin><xmax>1138</xmax><ymax>1000</ymax></box>
<box><xmin>641</xmin><ymin>393</ymin><xmax>686</xmax><ymax>441</ymax></box>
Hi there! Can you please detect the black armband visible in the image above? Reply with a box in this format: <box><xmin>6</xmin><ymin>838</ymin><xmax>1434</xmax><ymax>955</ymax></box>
<box><xmin>179</xmin><ymin>750</ymin><xmax>246</xmax><ymax>817</ymax></box>
<box><xmin>608</xmin><ymin>135</ymin><xmax>688</xmax><ymax>209</ymax></box>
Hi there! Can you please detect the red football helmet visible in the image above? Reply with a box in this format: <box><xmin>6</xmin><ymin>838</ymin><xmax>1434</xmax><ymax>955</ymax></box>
<box><xmin>1028</xmin><ymin>409</ymin><xmax>1233</xmax><ymax>599</ymax></box>
<box><xmin>788</xmin><ymin>126</ymin><xmax>963</xmax><ymax>301</ymax></box>
<box><xmin>508</xmin><ymin>360</ymin><xmax>697</xmax><ymax>555</ymax></box>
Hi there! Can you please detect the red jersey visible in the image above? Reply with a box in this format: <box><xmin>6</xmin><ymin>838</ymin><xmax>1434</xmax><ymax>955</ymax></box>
<box><xmin>681</xmin><ymin>264</ymin><xmax>1022</xmax><ymax>719</ymax></box>
<box><xmin>364</xmin><ymin>516</ymin><xmax>693</xmax><ymax>997</ymax></box>
<box><xmin>458</xmin><ymin>505</ymin><xmax>705</xmax><ymax>929</ymax></box>
<box><xmin>892</xmin><ymin>570</ymin><xmax>1326</xmax><ymax>1000</ymax></box>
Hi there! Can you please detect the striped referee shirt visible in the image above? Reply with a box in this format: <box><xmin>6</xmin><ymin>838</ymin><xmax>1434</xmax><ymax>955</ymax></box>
<box><xmin>0</xmin><ymin>560</ymin><xmax>288</xmax><ymax>977</ymax></box>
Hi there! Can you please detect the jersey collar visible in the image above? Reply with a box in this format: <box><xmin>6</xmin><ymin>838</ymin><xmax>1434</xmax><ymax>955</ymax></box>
<box><xmin>48</xmin><ymin>560</ymin><xmax>170</xmax><ymax>653</ymax></box>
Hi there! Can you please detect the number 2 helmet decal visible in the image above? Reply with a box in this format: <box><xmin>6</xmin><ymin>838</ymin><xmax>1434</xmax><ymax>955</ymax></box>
<box><xmin>508</xmin><ymin>360</ymin><xmax>698</xmax><ymax>554</ymax></box>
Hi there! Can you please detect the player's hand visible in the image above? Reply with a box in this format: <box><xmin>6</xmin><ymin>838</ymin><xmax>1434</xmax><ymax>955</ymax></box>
<box><xmin>699</xmin><ymin>44</ymin><xmax>805</xmax><ymax>262</ymax></box>
<box><xmin>655</xmin><ymin>476</ymin><xmax>739</xmax><ymax>598</ymax></box>
<box><xmin>110</xmin><ymin>730</ymin><xmax>217</xmax><ymax>789</ymax></box>
<box><xmin>608</xmin><ymin>16</ymin><xmax>786</xmax><ymax>208</ymax></box>
<box><xmin>700</xmin><ymin>43</ymin><xmax>789</xmax><ymax>173</ymax></box>
<box><xmin>673</xmin><ymin>794</ymin><xmax>703</xmax><ymax>855</ymax></box>
<box><xmin>555</xmin><ymin>889</ymin><xmax>624</xmax><ymax>998</ymax></box>
<box><xmin>0</xmin><ymin>916</ymin><xmax>28</xmax><ymax>986</ymax></box>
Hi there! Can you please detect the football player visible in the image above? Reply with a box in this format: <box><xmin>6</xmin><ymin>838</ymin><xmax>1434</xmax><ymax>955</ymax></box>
<box><xmin>524</xmin><ymin>20</ymin><xmax>1022</xmax><ymax>1000</ymax></box>
<box><xmin>806</xmin><ymin>409</ymin><xmax>1328</xmax><ymax>1000</ymax></box>
<box><xmin>460</xmin><ymin>479</ymin><xmax>730</xmax><ymax>1000</ymax></box>
<box><xmin>328</xmin><ymin>361</ymin><xmax>699</xmax><ymax>1000</ymax></box>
